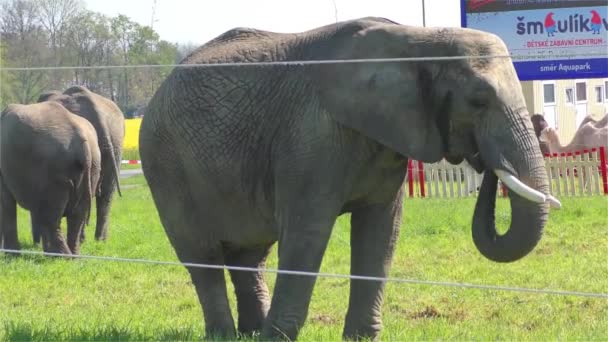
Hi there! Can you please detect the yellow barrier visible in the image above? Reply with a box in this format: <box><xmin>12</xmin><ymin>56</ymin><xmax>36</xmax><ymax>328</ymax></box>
<box><xmin>124</xmin><ymin>118</ymin><xmax>142</xmax><ymax>150</ymax></box>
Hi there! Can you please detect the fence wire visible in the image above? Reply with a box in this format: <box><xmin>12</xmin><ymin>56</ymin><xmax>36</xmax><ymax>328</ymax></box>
<box><xmin>0</xmin><ymin>52</ymin><xmax>607</xmax><ymax>71</ymax></box>
<box><xmin>1</xmin><ymin>248</ymin><xmax>606</xmax><ymax>299</ymax></box>
<box><xmin>0</xmin><ymin>39</ymin><xmax>607</xmax><ymax>302</ymax></box>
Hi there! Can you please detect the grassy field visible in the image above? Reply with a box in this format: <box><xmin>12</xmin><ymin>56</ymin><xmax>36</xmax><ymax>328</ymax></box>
<box><xmin>1</xmin><ymin>174</ymin><xmax>607</xmax><ymax>341</ymax></box>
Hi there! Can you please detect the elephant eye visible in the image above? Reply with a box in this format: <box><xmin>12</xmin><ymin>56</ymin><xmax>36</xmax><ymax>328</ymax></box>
<box><xmin>468</xmin><ymin>97</ymin><xmax>488</xmax><ymax>110</ymax></box>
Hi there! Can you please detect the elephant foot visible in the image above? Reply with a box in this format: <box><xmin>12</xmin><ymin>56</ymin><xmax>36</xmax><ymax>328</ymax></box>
<box><xmin>343</xmin><ymin>330</ymin><xmax>381</xmax><ymax>342</ymax></box>
<box><xmin>94</xmin><ymin>229</ymin><xmax>108</xmax><ymax>241</ymax></box>
<box><xmin>343</xmin><ymin>317</ymin><xmax>382</xmax><ymax>341</ymax></box>
<box><xmin>204</xmin><ymin>325</ymin><xmax>237</xmax><ymax>341</ymax></box>
<box><xmin>1</xmin><ymin>241</ymin><xmax>21</xmax><ymax>253</ymax></box>
<box><xmin>237</xmin><ymin>319</ymin><xmax>265</xmax><ymax>338</ymax></box>
<box><xmin>261</xmin><ymin>322</ymin><xmax>298</xmax><ymax>341</ymax></box>
<box><xmin>42</xmin><ymin>240</ymin><xmax>72</xmax><ymax>256</ymax></box>
<box><xmin>1</xmin><ymin>246</ymin><xmax>22</xmax><ymax>258</ymax></box>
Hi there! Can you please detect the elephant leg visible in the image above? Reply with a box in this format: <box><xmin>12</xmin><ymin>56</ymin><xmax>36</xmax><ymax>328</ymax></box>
<box><xmin>94</xmin><ymin>176</ymin><xmax>115</xmax><ymax>241</ymax></box>
<box><xmin>179</xmin><ymin>246</ymin><xmax>236</xmax><ymax>338</ymax></box>
<box><xmin>31</xmin><ymin>214</ymin><xmax>41</xmax><ymax>245</ymax></box>
<box><xmin>261</xmin><ymin>206</ymin><xmax>339</xmax><ymax>340</ymax></box>
<box><xmin>343</xmin><ymin>190</ymin><xmax>404</xmax><ymax>340</ymax></box>
<box><xmin>34</xmin><ymin>193</ymin><xmax>71</xmax><ymax>255</ymax></box>
<box><xmin>0</xmin><ymin>176</ymin><xmax>19</xmax><ymax>251</ymax></box>
<box><xmin>34</xmin><ymin>214</ymin><xmax>70</xmax><ymax>255</ymax></box>
<box><xmin>224</xmin><ymin>244</ymin><xmax>272</xmax><ymax>335</ymax></box>
<box><xmin>66</xmin><ymin>206</ymin><xmax>88</xmax><ymax>255</ymax></box>
<box><xmin>147</xmin><ymin>180</ymin><xmax>235</xmax><ymax>336</ymax></box>
<box><xmin>80</xmin><ymin>225</ymin><xmax>86</xmax><ymax>243</ymax></box>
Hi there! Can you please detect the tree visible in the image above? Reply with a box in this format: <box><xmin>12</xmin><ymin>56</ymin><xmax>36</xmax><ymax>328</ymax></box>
<box><xmin>175</xmin><ymin>41</ymin><xmax>199</xmax><ymax>63</ymax></box>
<box><xmin>0</xmin><ymin>0</ymin><xmax>48</xmax><ymax>103</ymax></box>
<box><xmin>64</xmin><ymin>10</ymin><xmax>111</xmax><ymax>92</ymax></box>
<box><xmin>37</xmin><ymin>0</ymin><xmax>83</xmax><ymax>65</ymax></box>
<box><xmin>36</xmin><ymin>0</ymin><xmax>84</xmax><ymax>91</ymax></box>
<box><xmin>0</xmin><ymin>1</ymin><xmax>178</xmax><ymax>111</ymax></box>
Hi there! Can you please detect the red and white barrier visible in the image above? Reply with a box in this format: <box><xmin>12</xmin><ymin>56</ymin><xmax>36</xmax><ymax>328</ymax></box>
<box><xmin>407</xmin><ymin>146</ymin><xmax>607</xmax><ymax>198</ymax></box>
<box><xmin>119</xmin><ymin>147</ymin><xmax>608</xmax><ymax>198</ymax></box>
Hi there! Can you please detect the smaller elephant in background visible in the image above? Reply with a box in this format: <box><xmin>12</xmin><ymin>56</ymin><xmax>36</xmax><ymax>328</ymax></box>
<box><xmin>37</xmin><ymin>86</ymin><xmax>125</xmax><ymax>242</ymax></box>
<box><xmin>0</xmin><ymin>102</ymin><xmax>101</xmax><ymax>254</ymax></box>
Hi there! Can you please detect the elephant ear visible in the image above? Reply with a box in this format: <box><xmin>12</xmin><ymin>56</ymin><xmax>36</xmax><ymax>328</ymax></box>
<box><xmin>307</xmin><ymin>25</ymin><xmax>448</xmax><ymax>163</ymax></box>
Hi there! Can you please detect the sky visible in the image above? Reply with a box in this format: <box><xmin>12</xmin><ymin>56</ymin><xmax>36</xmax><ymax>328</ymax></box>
<box><xmin>85</xmin><ymin>0</ymin><xmax>462</xmax><ymax>46</ymax></box>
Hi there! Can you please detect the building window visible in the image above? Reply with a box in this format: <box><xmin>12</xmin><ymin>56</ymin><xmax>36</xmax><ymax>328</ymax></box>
<box><xmin>543</xmin><ymin>83</ymin><xmax>555</xmax><ymax>104</ymax></box>
<box><xmin>605</xmin><ymin>81</ymin><xmax>608</xmax><ymax>102</ymax></box>
<box><xmin>565</xmin><ymin>87</ymin><xmax>574</xmax><ymax>104</ymax></box>
<box><xmin>576</xmin><ymin>82</ymin><xmax>587</xmax><ymax>102</ymax></box>
<box><xmin>595</xmin><ymin>86</ymin><xmax>604</xmax><ymax>103</ymax></box>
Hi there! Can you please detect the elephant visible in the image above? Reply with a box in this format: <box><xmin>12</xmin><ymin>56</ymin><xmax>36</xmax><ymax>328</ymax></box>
<box><xmin>37</xmin><ymin>86</ymin><xmax>124</xmax><ymax>242</ymax></box>
<box><xmin>139</xmin><ymin>17</ymin><xmax>561</xmax><ymax>340</ymax></box>
<box><xmin>0</xmin><ymin>101</ymin><xmax>101</xmax><ymax>255</ymax></box>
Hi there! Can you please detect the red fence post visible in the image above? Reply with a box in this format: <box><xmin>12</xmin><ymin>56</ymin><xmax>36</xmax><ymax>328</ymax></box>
<box><xmin>408</xmin><ymin>160</ymin><xmax>414</xmax><ymax>198</ymax></box>
<box><xmin>417</xmin><ymin>161</ymin><xmax>425</xmax><ymax>198</ymax></box>
<box><xmin>600</xmin><ymin>146</ymin><xmax>608</xmax><ymax>195</ymax></box>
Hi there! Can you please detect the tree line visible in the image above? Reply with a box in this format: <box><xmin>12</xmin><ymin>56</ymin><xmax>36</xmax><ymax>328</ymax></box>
<box><xmin>0</xmin><ymin>0</ymin><xmax>198</xmax><ymax>116</ymax></box>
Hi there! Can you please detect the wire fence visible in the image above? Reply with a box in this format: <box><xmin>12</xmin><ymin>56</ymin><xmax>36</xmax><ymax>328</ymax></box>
<box><xmin>1</xmin><ymin>248</ymin><xmax>606</xmax><ymax>299</ymax></box>
<box><xmin>1</xmin><ymin>33</ymin><xmax>607</xmax><ymax>305</ymax></box>
<box><xmin>1</xmin><ymin>52</ymin><xmax>607</xmax><ymax>71</ymax></box>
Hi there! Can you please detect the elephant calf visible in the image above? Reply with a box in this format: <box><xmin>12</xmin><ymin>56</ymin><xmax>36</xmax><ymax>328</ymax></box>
<box><xmin>0</xmin><ymin>101</ymin><xmax>101</xmax><ymax>255</ymax></box>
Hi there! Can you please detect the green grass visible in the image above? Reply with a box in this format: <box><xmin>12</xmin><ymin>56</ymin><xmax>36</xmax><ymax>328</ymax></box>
<box><xmin>121</xmin><ymin>148</ymin><xmax>140</xmax><ymax>162</ymax></box>
<box><xmin>1</xmin><ymin>175</ymin><xmax>607</xmax><ymax>341</ymax></box>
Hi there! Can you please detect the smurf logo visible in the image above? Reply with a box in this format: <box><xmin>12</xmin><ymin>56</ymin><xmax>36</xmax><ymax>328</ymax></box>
<box><xmin>544</xmin><ymin>12</ymin><xmax>557</xmax><ymax>36</ymax></box>
<box><xmin>517</xmin><ymin>9</ymin><xmax>607</xmax><ymax>36</ymax></box>
<box><xmin>590</xmin><ymin>10</ymin><xmax>602</xmax><ymax>34</ymax></box>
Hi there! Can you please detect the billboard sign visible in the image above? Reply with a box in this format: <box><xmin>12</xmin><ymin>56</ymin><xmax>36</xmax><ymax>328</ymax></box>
<box><xmin>461</xmin><ymin>0</ymin><xmax>608</xmax><ymax>80</ymax></box>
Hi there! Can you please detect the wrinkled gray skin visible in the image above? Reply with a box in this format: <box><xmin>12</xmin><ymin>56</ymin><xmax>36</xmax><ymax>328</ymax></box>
<box><xmin>37</xmin><ymin>86</ymin><xmax>124</xmax><ymax>242</ymax></box>
<box><xmin>139</xmin><ymin>18</ymin><xmax>551</xmax><ymax>340</ymax></box>
<box><xmin>0</xmin><ymin>102</ymin><xmax>101</xmax><ymax>255</ymax></box>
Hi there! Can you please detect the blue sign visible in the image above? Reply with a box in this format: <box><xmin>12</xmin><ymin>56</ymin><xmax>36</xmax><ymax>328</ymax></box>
<box><xmin>461</xmin><ymin>0</ymin><xmax>608</xmax><ymax>80</ymax></box>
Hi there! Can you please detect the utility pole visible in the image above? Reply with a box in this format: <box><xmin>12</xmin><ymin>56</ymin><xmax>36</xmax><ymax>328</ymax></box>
<box><xmin>422</xmin><ymin>0</ymin><xmax>426</xmax><ymax>27</ymax></box>
<box><xmin>332</xmin><ymin>0</ymin><xmax>338</xmax><ymax>23</ymax></box>
<box><xmin>151</xmin><ymin>0</ymin><xmax>158</xmax><ymax>29</ymax></box>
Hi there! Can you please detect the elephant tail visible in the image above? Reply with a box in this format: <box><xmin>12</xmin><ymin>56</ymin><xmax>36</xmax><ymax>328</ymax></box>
<box><xmin>98</xmin><ymin>129</ymin><xmax>122</xmax><ymax>198</ymax></box>
<box><xmin>108</xmin><ymin>137</ymin><xmax>122</xmax><ymax>197</ymax></box>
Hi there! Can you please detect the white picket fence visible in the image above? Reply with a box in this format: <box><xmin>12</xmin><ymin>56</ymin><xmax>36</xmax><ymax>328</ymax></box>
<box><xmin>407</xmin><ymin>147</ymin><xmax>608</xmax><ymax>198</ymax></box>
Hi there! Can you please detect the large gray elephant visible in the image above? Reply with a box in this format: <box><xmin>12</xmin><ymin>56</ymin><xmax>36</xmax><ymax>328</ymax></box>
<box><xmin>37</xmin><ymin>86</ymin><xmax>124</xmax><ymax>242</ymax></box>
<box><xmin>0</xmin><ymin>101</ymin><xmax>101</xmax><ymax>255</ymax></box>
<box><xmin>139</xmin><ymin>18</ymin><xmax>561</xmax><ymax>340</ymax></box>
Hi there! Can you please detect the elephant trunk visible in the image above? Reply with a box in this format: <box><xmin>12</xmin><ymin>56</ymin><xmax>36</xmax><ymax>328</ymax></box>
<box><xmin>472</xmin><ymin>169</ymin><xmax>548</xmax><ymax>262</ymax></box>
<box><xmin>471</xmin><ymin>115</ymin><xmax>555</xmax><ymax>263</ymax></box>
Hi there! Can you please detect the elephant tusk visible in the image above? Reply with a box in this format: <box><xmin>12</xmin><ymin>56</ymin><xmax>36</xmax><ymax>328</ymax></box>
<box><xmin>546</xmin><ymin>195</ymin><xmax>562</xmax><ymax>209</ymax></box>
<box><xmin>493</xmin><ymin>169</ymin><xmax>562</xmax><ymax>209</ymax></box>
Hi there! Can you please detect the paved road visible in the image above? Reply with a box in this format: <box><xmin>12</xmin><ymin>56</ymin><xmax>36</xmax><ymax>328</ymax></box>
<box><xmin>120</xmin><ymin>169</ymin><xmax>143</xmax><ymax>178</ymax></box>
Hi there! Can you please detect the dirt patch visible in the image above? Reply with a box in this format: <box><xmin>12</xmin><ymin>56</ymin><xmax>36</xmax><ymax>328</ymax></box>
<box><xmin>410</xmin><ymin>306</ymin><xmax>446</xmax><ymax>320</ymax></box>
<box><xmin>310</xmin><ymin>314</ymin><xmax>338</xmax><ymax>325</ymax></box>
<box><xmin>411</xmin><ymin>306</ymin><xmax>468</xmax><ymax>322</ymax></box>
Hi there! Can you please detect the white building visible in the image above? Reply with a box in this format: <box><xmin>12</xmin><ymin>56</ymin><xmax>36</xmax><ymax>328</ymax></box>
<box><xmin>521</xmin><ymin>78</ymin><xmax>608</xmax><ymax>142</ymax></box>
